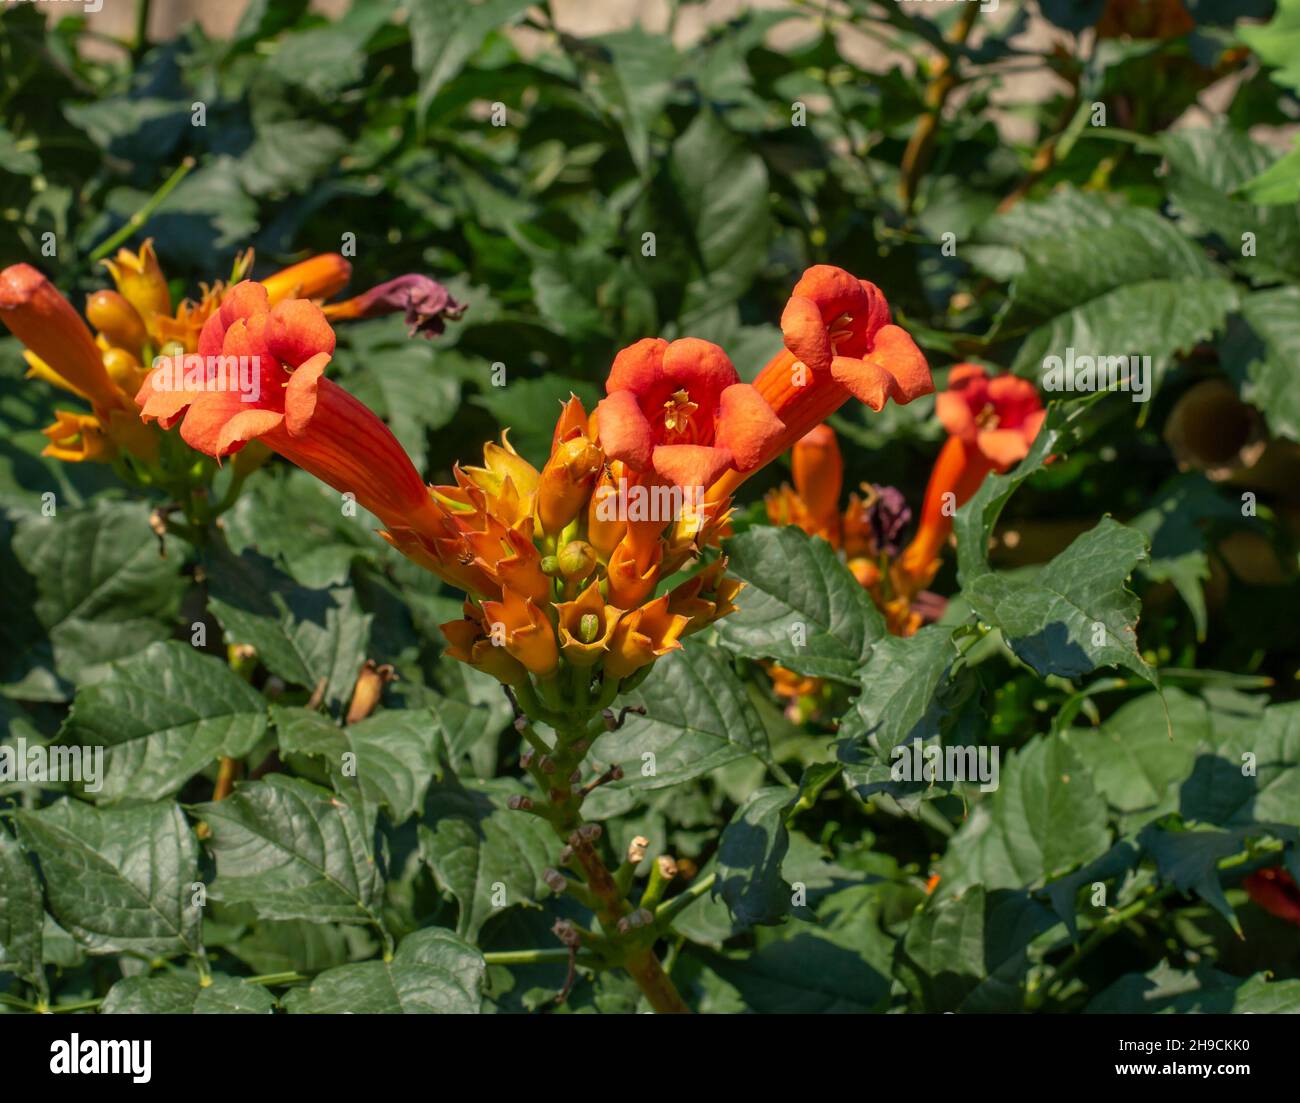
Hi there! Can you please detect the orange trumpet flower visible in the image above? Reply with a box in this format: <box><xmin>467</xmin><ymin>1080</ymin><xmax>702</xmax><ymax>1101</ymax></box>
<box><xmin>136</xmin><ymin>280</ymin><xmax>444</xmax><ymax>540</ymax></box>
<box><xmin>261</xmin><ymin>253</ymin><xmax>353</xmax><ymax>306</ymax></box>
<box><xmin>595</xmin><ymin>337</ymin><xmax>784</xmax><ymax>492</ymax></box>
<box><xmin>708</xmin><ymin>265</ymin><xmax>931</xmax><ymax>502</ymax></box>
<box><xmin>897</xmin><ymin>364</ymin><xmax>1044</xmax><ymax>585</ymax></box>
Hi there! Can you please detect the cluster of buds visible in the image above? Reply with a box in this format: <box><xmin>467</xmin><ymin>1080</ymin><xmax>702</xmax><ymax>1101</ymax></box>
<box><xmin>425</xmin><ymin>394</ymin><xmax>745</xmax><ymax>693</ymax></box>
<box><xmin>0</xmin><ymin>244</ymin><xmax>461</xmax><ymax>484</ymax></box>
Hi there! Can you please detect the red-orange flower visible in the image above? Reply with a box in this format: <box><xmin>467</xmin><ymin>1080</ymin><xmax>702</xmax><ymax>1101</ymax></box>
<box><xmin>898</xmin><ymin>364</ymin><xmax>1044</xmax><ymax>585</ymax></box>
<box><xmin>595</xmin><ymin>337</ymin><xmax>784</xmax><ymax>491</ymax></box>
<box><xmin>135</xmin><ymin>280</ymin><xmax>443</xmax><ymax>539</ymax></box>
<box><xmin>708</xmin><ymin>265</ymin><xmax>931</xmax><ymax>501</ymax></box>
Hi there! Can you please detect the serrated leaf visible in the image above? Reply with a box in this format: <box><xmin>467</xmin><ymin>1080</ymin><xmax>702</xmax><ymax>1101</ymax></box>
<box><xmin>938</xmin><ymin>732</ymin><xmax>1112</xmax><ymax>895</ymax></box>
<box><xmin>101</xmin><ymin>973</ymin><xmax>275</xmax><ymax>1014</ymax></box>
<box><xmin>848</xmin><ymin>625</ymin><xmax>962</xmax><ymax>755</ymax></box>
<box><xmin>196</xmin><ymin>775</ymin><xmax>382</xmax><ymax>925</ymax></box>
<box><xmin>965</xmin><ymin>518</ymin><xmax>1157</xmax><ymax>684</ymax></box>
<box><xmin>418</xmin><ymin>777</ymin><xmax>554</xmax><ymax>940</ymax></box>
<box><xmin>14</xmin><ymin>799</ymin><xmax>200</xmax><ymax>957</ymax></box>
<box><xmin>0</xmin><ymin>824</ymin><xmax>43</xmax><ymax>990</ymax></box>
<box><xmin>2</xmin><ymin>500</ymin><xmax>186</xmax><ymax>701</ymax></box>
<box><xmin>273</xmin><ymin>705</ymin><xmax>439</xmax><ymax>825</ymax></box>
<box><xmin>283</xmin><ymin>927</ymin><xmax>484</xmax><ymax>1013</ymax></box>
<box><xmin>205</xmin><ymin>545</ymin><xmax>370</xmax><ymax>712</ymax></box>
<box><xmin>1138</xmin><ymin>823</ymin><xmax>1250</xmax><ymax>929</ymax></box>
<box><xmin>714</xmin><ymin>527</ymin><xmax>885</xmax><ymax>682</ymax></box>
<box><xmin>59</xmin><ymin>641</ymin><xmax>267</xmax><ymax>805</ymax></box>
<box><xmin>1011</xmin><ymin>278</ymin><xmax>1237</xmax><ymax>399</ymax></box>
<box><xmin>591</xmin><ymin>640</ymin><xmax>772</xmax><ymax>790</ymax></box>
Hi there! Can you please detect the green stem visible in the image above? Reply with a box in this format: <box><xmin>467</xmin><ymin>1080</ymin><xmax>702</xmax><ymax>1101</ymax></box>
<box><xmin>483</xmin><ymin>948</ymin><xmax>592</xmax><ymax>967</ymax></box>
<box><xmin>241</xmin><ymin>971</ymin><xmax>308</xmax><ymax>987</ymax></box>
<box><xmin>133</xmin><ymin>0</ymin><xmax>152</xmax><ymax>58</ymax></box>
<box><xmin>655</xmin><ymin>871</ymin><xmax>716</xmax><ymax>927</ymax></box>
<box><xmin>88</xmin><ymin>156</ymin><xmax>195</xmax><ymax>264</ymax></box>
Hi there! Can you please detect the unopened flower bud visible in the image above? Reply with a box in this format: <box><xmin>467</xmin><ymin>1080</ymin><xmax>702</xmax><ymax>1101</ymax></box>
<box><xmin>538</xmin><ymin>437</ymin><xmax>603</xmax><ymax>536</ymax></box>
<box><xmin>558</xmin><ymin>540</ymin><xmax>598</xmax><ymax>581</ymax></box>
<box><xmin>102</xmin><ymin>347</ymin><xmax>147</xmax><ymax>395</ymax></box>
<box><xmin>578</xmin><ymin>612</ymin><xmax>601</xmax><ymax>644</ymax></box>
<box><xmin>86</xmin><ymin>290</ymin><xmax>147</xmax><ymax>353</ymax></box>
<box><xmin>540</xmin><ymin>555</ymin><xmax>561</xmax><ymax>576</ymax></box>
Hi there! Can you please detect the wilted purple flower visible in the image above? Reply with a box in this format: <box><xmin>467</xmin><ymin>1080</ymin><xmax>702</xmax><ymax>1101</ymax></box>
<box><xmin>323</xmin><ymin>274</ymin><xmax>465</xmax><ymax>338</ymax></box>
<box><xmin>864</xmin><ymin>483</ymin><xmax>911</xmax><ymax>558</ymax></box>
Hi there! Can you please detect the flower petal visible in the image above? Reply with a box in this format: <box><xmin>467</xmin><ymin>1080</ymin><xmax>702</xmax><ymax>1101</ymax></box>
<box><xmin>606</xmin><ymin>337</ymin><xmax>666</xmax><ymax>395</ymax></box>
<box><xmin>866</xmin><ymin>324</ymin><xmax>933</xmax><ymax>404</ymax></box>
<box><xmin>652</xmin><ymin>443</ymin><xmax>734</xmax><ymax>490</ymax></box>
<box><xmin>284</xmin><ymin>352</ymin><xmax>330</xmax><ymax>437</ymax></box>
<box><xmin>595</xmin><ymin>389</ymin><xmax>654</xmax><ymax>471</ymax></box>
<box><xmin>830</xmin><ymin>354</ymin><xmax>893</xmax><ymax>411</ymax></box>
<box><xmin>780</xmin><ymin>295</ymin><xmax>834</xmax><ymax>373</ymax></box>
<box><xmin>714</xmin><ymin>382</ymin><xmax>785</xmax><ymax>470</ymax></box>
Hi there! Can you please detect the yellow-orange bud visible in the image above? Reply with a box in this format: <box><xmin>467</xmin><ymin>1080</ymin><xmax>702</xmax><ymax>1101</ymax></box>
<box><xmin>86</xmin><ymin>289</ymin><xmax>148</xmax><ymax>355</ymax></box>
<box><xmin>479</xmin><ymin>587</ymin><xmax>560</xmax><ymax>677</ymax></box>
<box><xmin>262</xmin><ymin>253</ymin><xmax>353</xmax><ymax>305</ymax></box>
<box><xmin>604</xmin><ymin>595</ymin><xmax>689</xmax><ymax>680</ymax></box>
<box><xmin>101</xmin><ymin>238</ymin><xmax>171</xmax><ymax>323</ymax></box>
<box><xmin>537</xmin><ymin>436</ymin><xmax>603</xmax><ymax>536</ymax></box>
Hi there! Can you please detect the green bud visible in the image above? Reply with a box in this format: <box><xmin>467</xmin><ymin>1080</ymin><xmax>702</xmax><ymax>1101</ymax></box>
<box><xmin>578</xmin><ymin>612</ymin><xmax>601</xmax><ymax>643</ymax></box>
<box><xmin>557</xmin><ymin>540</ymin><xmax>598</xmax><ymax>580</ymax></box>
<box><xmin>540</xmin><ymin>555</ymin><xmax>561</xmax><ymax>576</ymax></box>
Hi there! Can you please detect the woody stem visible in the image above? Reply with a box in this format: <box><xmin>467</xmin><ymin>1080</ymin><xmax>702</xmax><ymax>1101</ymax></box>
<box><xmin>533</xmin><ymin>711</ymin><xmax>691</xmax><ymax>1014</ymax></box>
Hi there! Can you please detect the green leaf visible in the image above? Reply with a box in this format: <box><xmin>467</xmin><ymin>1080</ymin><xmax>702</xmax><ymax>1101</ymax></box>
<box><xmin>417</xmin><ymin>777</ymin><xmax>555</xmax><ymax>940</ymax></box>
<box><xmin>195</xmin><ymin>776</ymin><xmax>382</xmax><ymax>925</ymax></box>
<box><xmin>993</xmin><ymin>197</ymin><xmax>1219</xmax><ymax>318</ymax></box>
<box><xmin>1230</xmin><ymin>285</ymin><xmax>1300</xmax><ymax>443</ymax></box>
<box><xmin>1161</xmin><ymin>126</ymin><xmax>1300</xmax><ymax>281</ymax></box>
<box><xmin>714</xmin><ymin>527</ymin><xmax>885</xmax><ymax>682</ymax></box>
<box><xmin>1010</xmin><ymin>278</ymin><xmax>1237</xmax><ymax>398</ymax></box>
<box><xmin>408</xmin><ymin>0</ymin><xmax>534</xmax><ymax>116</ymax></box>
<box><xmin>668</xmin><ymin>109</ymin><xmax>770</xmax><ymax>327</ymax></box>
<box><xmin>938</xmin><ymin>732</ymin><xmax>1112</xmax><ymax>895</ymax></box>
<box><xmin>1138</xmin><ymin>823</ymin><xmax>1251</xmax><ymax>929</ymax></box>
<box><xmin>1239</xmin><ymin>0</ymin><xmax>1300</xmax><ymax>95</ymax></box>
<box><xmin>2</xmin><ymin>500</ymin><xmax>186</xmax><ymax>701</ymax></box>
<box><xmin>101</xmin><ymin>973</ymin><xmax>275</xmax><ymax>1014</ymax></box>
<box><xmin>587</xmin><ymin>29</ymin><xmax>679</xmax><ymax>172</ymax></box>
<box><xmin>1088</xmin><ymin>962</ymin><xmax>1300</xmax><ymax>1013</ymax></box>
<box><xmin>894</xmin><ymin>887</ymin><xmax>1058</xmax><ymax>1012</ymax></box>
<box><xmin>283</xmin><ymin>927</ymin><xmax>484</xmax><ymax>1013</ymax></box>
<box><xmin>14</xmin><ymin>799</ymin><xmax>200</xmax><ymax>957</ymax></box>
<box><xmin>270</xmin><ymin>0</ymin><xmax>396</xmax><ymax>97</ymax></box>
<box><xmin>234</xmin><ymin>119</ymin><xmax>348</xmax><ymax>197</ymax></box>
<box><xmin>714</xmin><ymin>786</ymin><xmax>803</xmax><ymax>929</ymax></box>
<box><xmin>1065</xmin><ymin>689</ymin><xmax>1208</xmax><ymax>830</ymax></box>
<box><xmin>205</xmin><ymin>545</ymin><xmax>370</xmax><ymax>712</ymax></box>
<box><xmin>847</xmin><ymin>625</ymin><xmax>963</xmax><ymax>756</ymax></box>
<box><xmin>591</xmin><ymin>640</ymin><xmax>772</xmax><ymax>790</ymax></box>
<box><xmin>1129</xmin><ymin>475</ymin><xmax>1239</xmax><ymax>640</ymax></box>
<box><xmin>1236</xmin><ymin>138</ymin><xmax>1300</xmax><ymax>205</ymax></box>
<box><xmin>691</xmin><ymin>930</ymin><xmax>890</xmax><ymax>1013</ymax></box>
<box><xmin>963</xmin><ymin>517</ymin><xmax>1158</xmax><ymax>685</ymax></box>
<box><xmin>273</xmin><ymin>705</ymin><xmax>440</xmax><ymax>825</ymax></box>
<box><xmin>59</xmin><ymin>641</ymin><xmax>268</xmax><ymax>805</ymax></box>
<box><xmin>0</xmin><ymin>824</ymin><xmax>43</xmax><ymax>990</ymax></box>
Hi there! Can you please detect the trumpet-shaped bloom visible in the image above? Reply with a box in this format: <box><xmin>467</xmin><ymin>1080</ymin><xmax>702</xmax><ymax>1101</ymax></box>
<box><xmin>136</xmin><ymin>280</ymin><xmax>443</xmax><ymax>539</ymax></box>
<box><xmin>604</xmin><ymin>594</ymin><xmax>690</xmax><ymax>680</ymax></box>
<box><xmin>898</xmin><ymin>364</ymin><xmax>1045</xmax><ymax>586</ymax></box>
<box><xmin>262</xmin><ymin>253</ymin><xmax>353</xmax><ymax>305</ymax></box>
<box><xmin>595</xmin><ymin>337</ymin><xmax>784</xmax><ymax>491</ymax></box>
<box><xmin>708</xmin><ymin>265</ymin><xmax>931</xmax><ymax>501</ymax></box>
<box><xmin>936</xmin><ymin>363</ymin><xmax>1045</xmax><ymax>471</ymax></box>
